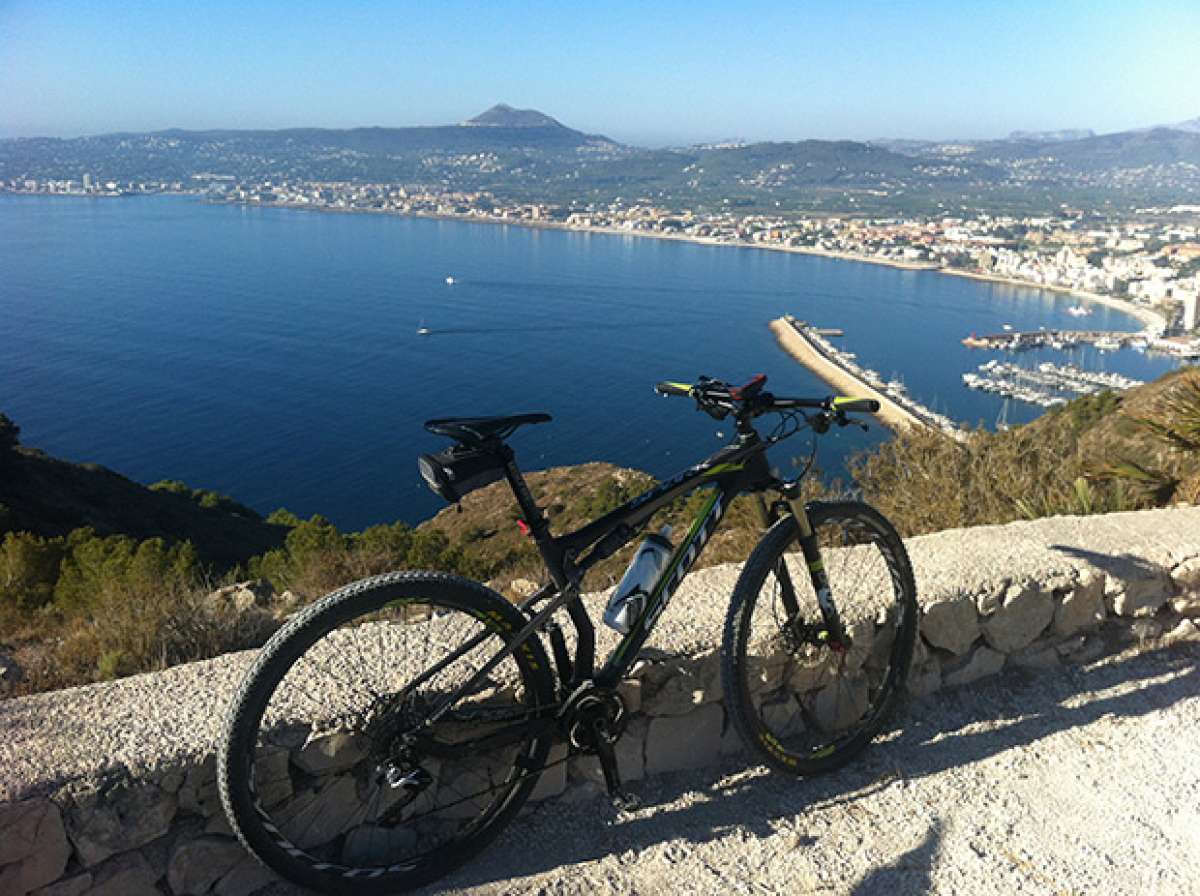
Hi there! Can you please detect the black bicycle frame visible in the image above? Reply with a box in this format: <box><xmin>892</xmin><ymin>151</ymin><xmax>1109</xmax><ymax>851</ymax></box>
<box><xmin>418</xmin><ymin>420</ymin><xmax>845</xmax><ymax>734</ymax></box>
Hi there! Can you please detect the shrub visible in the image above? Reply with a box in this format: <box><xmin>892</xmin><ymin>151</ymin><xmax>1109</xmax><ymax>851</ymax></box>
<box><xmin>150</xmin><ymin>479</ymin><xmax>261</xmax><ymax>520</ymax></box>
<box><xmin>1</xmin><ymin>532</ymin><xmax>65</xmax><ymax>612</ymax></box>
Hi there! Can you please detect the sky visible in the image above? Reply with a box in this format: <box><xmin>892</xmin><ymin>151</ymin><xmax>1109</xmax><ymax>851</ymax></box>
<box><xmin>1</xmin><ymin>0</ymin><xmax>1198</xmax><ymax>146</ymax></box>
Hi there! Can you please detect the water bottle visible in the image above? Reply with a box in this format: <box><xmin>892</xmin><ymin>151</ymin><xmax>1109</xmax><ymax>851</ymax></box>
<box><xmin>603</xmin><ymin>526</ymin><xmax>674</xmax><ymax>634</ymax></box>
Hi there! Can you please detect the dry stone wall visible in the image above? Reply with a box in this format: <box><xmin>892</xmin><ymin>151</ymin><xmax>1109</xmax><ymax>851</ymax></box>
<box><xmin>2</xmin><ymin>506</ymin><xmax>1199</xmax><ymax>895</ymax></box>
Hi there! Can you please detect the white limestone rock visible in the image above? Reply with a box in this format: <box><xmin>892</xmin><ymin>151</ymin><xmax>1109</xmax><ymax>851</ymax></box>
<box><xmin>1170</xmin><ymin>556</ymin><xmax>1200</xmax><ymax>593</ymax></box>
<box><xmin>906</xmin><ymin>662</ymin><xmax>941</xmax><ymax>698</ymax></box>
<box><xmin>1106</xmin><ymin>575</ymin><xmax>1169</xmax><ymax>618</ymax></box>
<box><xmin>644</xmin><ymin>703</ymin><xmax>724</xmax><ymax>776</ymax></box>
<box><xmin>214</xmin><ymin>856</ymin><xmax>276</xmax><ymax>896</ymax></box>
<box><xmin>1053</xmin><ymin>575</ymin><xmax>1106</xmax><ymax>637</ymax></box>
<box><xmin>981</xmin><ymin>583</ymin><xmax>1053</xmax><ymax>653</ymax></box>
<box><xmin>31</xmin><ymin>872</ymin><xmax>92</xmax><ymax>896</ymax></box>
<box><xmin>274</xmin><ymin>776</ymin><xmax>359</xmax><ymax>849</ymax></box>
<box><xmin>920</xmin><ymin>597</ymin><xmax>980</xmax><ymax>656</ymax></box>
<box><xmin>166</xmin><ymin>835</ymin><xmax>245</xmax><ymax>896</ymax></box>
<box><xmin>292</xmin><ymin>731</ymin><xmax>365</xmax><ymax>776</ymax></box>
<box><xmin>341</xmin><ymin>825</ymin><xmax>417</xmax><ymax>867</ymax></box>
<box><xmin>529</xmin><ymin>743</ymin><xmax>568</xmax><ymax>802</ymax></box>
<box><xmin>941</xmin><ymin>645</ymin><xmax>1006</xmax><ymax>687</ymax></box>
<box><xmin>65</xmin><ymin>783</ymin><xmax>177</xmax><ymax>868</ymax></box>
<box><xmin>1168</xmin><ymin>595</ymin><xmax>1200</xmax><ymax>618</ymax></box>
<box><xmin>81</xmin><ymin>851</ymin><xmax>160</xmax><ymax>896</ymax></box>
<box><xmin>0</xmin><ymin>799</ymin><xmax>71</xmax><ymax>896</ymax></box>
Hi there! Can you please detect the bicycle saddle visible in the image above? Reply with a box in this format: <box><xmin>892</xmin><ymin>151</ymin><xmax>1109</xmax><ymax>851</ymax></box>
<box><xmin>424</xmin><ymin>413</ymin><xmax>552</xmax><ymax>444</ymax></box>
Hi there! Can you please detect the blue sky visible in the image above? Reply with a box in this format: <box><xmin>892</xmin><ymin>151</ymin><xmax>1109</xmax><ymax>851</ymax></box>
<box><xmin>1</xmin><ymin>0</ymin><xmax>1197</xmax><ymax>144</ymax></box>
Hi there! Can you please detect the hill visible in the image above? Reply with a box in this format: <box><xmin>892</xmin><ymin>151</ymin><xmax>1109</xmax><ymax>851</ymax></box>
<box><xmin>0</xmin><ymin>417</ymin><xmax>285</xmax><ymax>569</ymax></box>
<box><xmin>0</xmin><ymin>106</ymin><xmax>622</xmax><ymax>186</ymax></box>
<box><xmin>6</xmin><ymin>108</ymin><xmax>1200</xmax><ymax>212</ymax></box>
<box><xmin>464</xmin><ymin>104</ymin><xmax>567</xmax><ymax>128</ymax></box>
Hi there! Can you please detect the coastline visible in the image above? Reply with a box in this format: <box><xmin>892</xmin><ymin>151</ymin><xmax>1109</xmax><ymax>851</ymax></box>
<box><xmin>9</xmin><ymin>189</ymin><xmax>1165</xmax><ymax>332</ymax></box>
<box><xmin>940</xmin><ymin>268</ymin><xmax>1163</xmax><ymax>332</ymax></box>
<box><xmin>236</xmin><ymin>198</ymin><xmax>1165</xmax><ymax>333</ymax></box>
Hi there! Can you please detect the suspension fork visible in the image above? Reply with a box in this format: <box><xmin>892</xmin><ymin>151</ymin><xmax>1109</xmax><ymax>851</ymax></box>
<box><xmin>770</xmin><ymin>493</ymin><xmax>847</xmax><ymax>647</ymax></box>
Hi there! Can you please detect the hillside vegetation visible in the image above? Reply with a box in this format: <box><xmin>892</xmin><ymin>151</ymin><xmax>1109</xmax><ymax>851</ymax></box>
<box><xmin>1</xmin><ymin>365</ymin><xmax>1198</xmax><ymax>695</ymax></box>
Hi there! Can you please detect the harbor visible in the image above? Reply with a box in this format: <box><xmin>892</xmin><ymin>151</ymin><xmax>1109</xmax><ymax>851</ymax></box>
<box><xmin>960</xmin><ymin>328</ymin><xmax>1146</xmax><ymax>352</ymax></box>
<box><xmin>770</xmin><ymin>316</ymin><xmax>963</xmax><ymax>439</ymax></box>
<box><xmin>962</xmin><ymin>359</ymin><xmax>1143</xmax><ymax>408</ymax></box>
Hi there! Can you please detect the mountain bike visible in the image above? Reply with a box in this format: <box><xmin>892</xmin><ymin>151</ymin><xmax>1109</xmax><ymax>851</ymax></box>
<box><xmin>218</xmin><ymin>374</ymin><xmax>918</xmax><ymax>894</ymax></box>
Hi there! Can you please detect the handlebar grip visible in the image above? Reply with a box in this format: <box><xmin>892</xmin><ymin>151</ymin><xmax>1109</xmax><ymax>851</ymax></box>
<box><xmin>832</xmin><ymin>397</ymin><xmax>880</xmax><ymax>414</ymax></box>
<box><xmin>655</xmin><ymin>381</ymin><xmax>693</xmax><ymax>397</ymax></box>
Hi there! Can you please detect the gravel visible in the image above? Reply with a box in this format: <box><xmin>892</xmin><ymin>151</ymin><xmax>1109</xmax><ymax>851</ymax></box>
<box><xmin>417</xmin><ymin>638</ymin><xmax>1200</xmax><ymax>896</ymax></box>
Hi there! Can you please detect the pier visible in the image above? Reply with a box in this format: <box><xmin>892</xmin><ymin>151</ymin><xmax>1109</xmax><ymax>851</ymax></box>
<box><xmin>769</xmin><ymin>316</ymin><xmax>963</xmax><ymax>439</ymax></box>
<box><xmin>961</xmin><ymin>329</ymin><xmax>1138</xmax><ymax>351</ymax></box>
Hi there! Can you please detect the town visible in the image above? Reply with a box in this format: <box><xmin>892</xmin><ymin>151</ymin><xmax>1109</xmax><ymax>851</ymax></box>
<box><xmin>216</xmin><ymin>179</ymin><xmax>1200</xmax><ymax>343</ymax></box>
<box><xmin>6</xmin><ymin>174</ymin><xmax>1200</xmax><ymax>347</ymax></box>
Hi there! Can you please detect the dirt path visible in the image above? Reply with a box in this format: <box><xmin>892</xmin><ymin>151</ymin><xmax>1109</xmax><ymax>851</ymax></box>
<box><xmin>414</xmin><ymin>639</ymin><xmax>1200</xmax><ymax>896</ymax></box>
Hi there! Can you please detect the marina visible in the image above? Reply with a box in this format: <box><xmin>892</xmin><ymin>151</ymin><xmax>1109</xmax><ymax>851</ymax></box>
<box><xmin>962</xmin><ymin>359</ymin><xmax>1143</xmax><ymax>408</ymax></box>
<box><xmin>770</xmin><ymin>316</ymin><xmax>963</xmax><ymax>439</ymax></box>
<box><xmin>960</xmin><ymin>328</ymin><xmax>1147</xmax><ymax>352</ymax></box>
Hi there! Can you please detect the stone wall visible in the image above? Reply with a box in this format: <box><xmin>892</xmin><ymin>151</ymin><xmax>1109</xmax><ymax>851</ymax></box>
<box><xmin>2</xmin><ymin>507</ymin><xmax>1199</xmax><ymax>896</ymax></box>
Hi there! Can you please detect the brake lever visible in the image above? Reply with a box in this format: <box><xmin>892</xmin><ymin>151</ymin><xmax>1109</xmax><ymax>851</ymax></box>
<box><xmin>833</xmin><ymin>411</ymin><xmax>869</xmax><ymax>432</ymax></box>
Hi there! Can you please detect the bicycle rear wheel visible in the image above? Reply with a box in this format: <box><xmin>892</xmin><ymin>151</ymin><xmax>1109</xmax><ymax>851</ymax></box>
<box><xmin>218</xmin><ymin>572</ymin><xmax>555</xmax><ymax>894</ymax></box>
<box><xmin>722</xmin><ymin>501</ymin><xmax>917</xmax><ymax>775</ymax></box>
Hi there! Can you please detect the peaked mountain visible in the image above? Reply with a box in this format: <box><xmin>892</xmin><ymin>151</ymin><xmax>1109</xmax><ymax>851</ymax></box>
<box><xmin>463</xmin><ymin>104</ymin><xmax>565</xmax><ymax>128</ymax></box>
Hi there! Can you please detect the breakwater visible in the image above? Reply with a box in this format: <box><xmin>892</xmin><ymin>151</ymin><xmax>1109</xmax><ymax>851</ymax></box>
<box><xmin>769</xmin><ymin>316</ymin><xmax>963</xmax><ymax>438</ymax></box>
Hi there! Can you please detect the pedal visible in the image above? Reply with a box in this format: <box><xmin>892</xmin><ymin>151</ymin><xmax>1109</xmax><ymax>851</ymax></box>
<box><xmin>610</xmin><ymin>789</ymin><xmax>641</xmax><ymax>812</ymax></box>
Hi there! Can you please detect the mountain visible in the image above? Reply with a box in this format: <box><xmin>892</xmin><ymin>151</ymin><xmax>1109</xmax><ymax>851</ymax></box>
<box><xmin>1170</xmin><ymin>117</ymin><xmax>1200</xmax><ymax>134</ymax></box>
<box><xmin>5</xmin><ymin>107</ymin><xmax>1200</xmax><ymax>213</ymax></box>
<box><xmin>0</xmin><ymin>106</ymin><xmax>623</xmax><ymax>186</ymax></box>
<box><xmin>463</xmin><ymin>104</ymin><xmax>565</xmax><ymax>128</ymax></box>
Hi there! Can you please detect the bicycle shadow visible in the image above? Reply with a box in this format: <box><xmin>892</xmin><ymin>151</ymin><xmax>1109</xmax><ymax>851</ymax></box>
<box><xmin>430</xmin><ymin>638</ymin><xmax>1199</xmax><ymax>893</ymax></box>
<box><xmin>1049</xmin><ymin>544</ymin><xmax>1169</xmax><ymax>583</ymax></box>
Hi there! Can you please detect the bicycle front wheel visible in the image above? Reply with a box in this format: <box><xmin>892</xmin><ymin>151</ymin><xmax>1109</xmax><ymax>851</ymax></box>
<box><xmin>218</xmin><ymin>572</ymin><xmax>555</xmax><ymax>895</ymax></box>
<box><xmin>722</xmin><ymin>501</ymin><xmax>917</xmax><ymax>775</ymax></box>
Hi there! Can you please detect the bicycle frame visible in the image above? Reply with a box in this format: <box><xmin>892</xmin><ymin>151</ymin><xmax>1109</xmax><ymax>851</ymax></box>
<box><xmin>419</xmin><ymin>421</ymin><xmax>840</xmax><ymax>733</ymax></box>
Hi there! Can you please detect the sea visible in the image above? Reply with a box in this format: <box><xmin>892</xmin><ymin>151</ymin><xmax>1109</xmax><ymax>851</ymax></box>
<box><xmin>1</xmin><ymin>193</ymin><xmax>1190</xmax><ymax>530</ymax></box>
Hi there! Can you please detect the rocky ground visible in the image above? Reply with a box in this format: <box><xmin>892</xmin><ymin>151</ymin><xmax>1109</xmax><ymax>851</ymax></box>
<box><xmin>412</xmin><ymin>636</ymin><xmax>1199</xmax><ymax>896</ymax></box>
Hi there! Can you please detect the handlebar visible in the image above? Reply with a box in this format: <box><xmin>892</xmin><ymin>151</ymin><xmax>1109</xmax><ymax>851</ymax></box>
<box><xmin>655</xmin><ymin>376</ymin><xmax>879</xmax><ymax>421</ymax></box>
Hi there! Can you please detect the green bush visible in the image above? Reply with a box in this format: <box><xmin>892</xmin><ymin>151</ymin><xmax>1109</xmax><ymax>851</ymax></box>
<box><xmin>150</xmin><ymin>479</ymin><xmax>261</xmax><ymax>520</ymax></box>
<box><xmin>1</xmin><ymin>531</ymin><xmax>65</xmax><ymax>611</ymax></box>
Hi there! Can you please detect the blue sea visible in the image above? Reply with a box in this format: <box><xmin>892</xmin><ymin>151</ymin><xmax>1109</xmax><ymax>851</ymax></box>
<box><xmin>1</xmin><ymin>194</ymin><xmax>1188</xmax><ymax>529</ymax></box>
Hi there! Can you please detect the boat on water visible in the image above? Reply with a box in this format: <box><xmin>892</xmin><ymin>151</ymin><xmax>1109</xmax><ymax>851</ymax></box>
<box><xmin>445</xmin><ymin>276</ymin><xmax>456</xmax><ymax>285</ymax></box>
<box><xmin>1066</xmin><ymin>305</ymin><xmax>1092</xmax><ymax>317</ymax></box>
<box><xmin>417</xmin><ymin>318</ymin><xmax>431</xmax><ymax>336</ymax></box>
<box><xmin>1001</xmin><ymin>323</ymin><xmax>1014</xmax><ymax>331</ymax></box>
<box><xmin>1095</xmin><ymin>336</ymin><xmax>1121</xmax><ymax>351</ymax></box>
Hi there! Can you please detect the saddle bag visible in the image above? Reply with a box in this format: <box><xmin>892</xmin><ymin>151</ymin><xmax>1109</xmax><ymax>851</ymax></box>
<box><xmin>418</xmin><ymin>445</ymin><xmax>508</xmax><ymax>504</ymax></box>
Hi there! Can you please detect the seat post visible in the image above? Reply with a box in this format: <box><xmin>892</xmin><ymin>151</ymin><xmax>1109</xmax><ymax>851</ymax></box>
<box><xmin>499</xmin><ymin>447</ymin><xmax>569</xmax><ymax>586</ymax></box>
<box><xmin>499</xmin><ymin>448</ymin><xmax>547</xmax><ymax>537</ymax></box>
